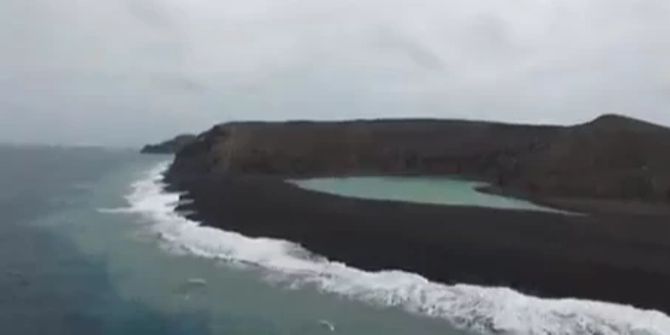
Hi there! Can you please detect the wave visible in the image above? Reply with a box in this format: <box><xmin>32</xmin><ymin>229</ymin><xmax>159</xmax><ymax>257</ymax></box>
<box><xmin>98</xmin><ymin>207</ymin><xmax>134</xmax><ymax>214</ymax></box>
<box><xmin>120</xmin><ymin>162</ymin><xmax>670</xmax><ymax>335</ymax></box>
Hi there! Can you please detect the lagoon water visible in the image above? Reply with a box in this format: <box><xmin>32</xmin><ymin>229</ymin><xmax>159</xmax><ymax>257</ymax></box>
<box><xmin>1</xmin><ymin>145</ymin><xmax>669</xmax><ymax>335</ymax></box>
<box><xmin>293</xmin><ymin>177</ymin><xmax>553</xmax><ymax>212</ymax></box>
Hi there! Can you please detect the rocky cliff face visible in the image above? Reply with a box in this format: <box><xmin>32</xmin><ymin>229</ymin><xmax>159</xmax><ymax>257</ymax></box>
<box><xmin>141</xmin><ymin>134</ymin><xmax>196</xmax><ymax>154</ymax></box>
<box><xmin>509</xmin><ymin>115</ymin><xmax>670</xmax><ymax>200</ymax></box>
<box><xmin>168</xmin><ymin>115</ymin><xmax>670</xmax><ymax>202</ymax></box>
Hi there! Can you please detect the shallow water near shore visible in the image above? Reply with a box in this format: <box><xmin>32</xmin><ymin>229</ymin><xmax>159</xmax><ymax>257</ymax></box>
<box><xmin>2</xmin><ymin>146</ymin><xmax>670</xmax><ymax>335</ymax></box>
<box><xmin>293</xmin><ymin>177</ymin><xmax>555</xmax><ymax>212</ymax></box>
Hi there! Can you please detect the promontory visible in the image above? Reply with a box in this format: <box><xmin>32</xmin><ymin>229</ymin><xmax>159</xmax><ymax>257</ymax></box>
<box><xmin>161</xmin><ymin>114</ymin><xmax>670</xmax><ymax>313</ymax></box>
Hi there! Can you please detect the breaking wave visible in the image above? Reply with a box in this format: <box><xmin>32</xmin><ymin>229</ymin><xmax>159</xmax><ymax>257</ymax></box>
<box><xmin>119</xmin><ymin>162</ymin><xmax>670</xmax><ymax>335</ymax></box>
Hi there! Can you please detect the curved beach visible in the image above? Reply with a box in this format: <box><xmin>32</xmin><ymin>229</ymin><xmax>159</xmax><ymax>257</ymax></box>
<box><xmin>168</xmin><ymin>173</ymin><xmax>670</xmax><ymax>314</ymax></box>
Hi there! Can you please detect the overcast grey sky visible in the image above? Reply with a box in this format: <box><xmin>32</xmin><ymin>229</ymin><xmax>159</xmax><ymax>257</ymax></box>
<box><xmin>1</xmin><ymin>0</ymin><xmax>669</xmax><ymax>146</ymax></box>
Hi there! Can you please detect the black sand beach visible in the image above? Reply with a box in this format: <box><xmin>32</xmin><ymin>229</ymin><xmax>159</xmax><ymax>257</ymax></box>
<box><xmin>169</xmin><ymin>174</ymin><xmax>670</xmax><ymax>314</ymax></box>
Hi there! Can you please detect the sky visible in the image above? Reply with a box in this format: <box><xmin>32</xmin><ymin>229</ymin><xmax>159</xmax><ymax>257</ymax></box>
<box><xmin>1</xmin><ymin>0</ymin><xmax>669</xmax><ymax>147</ymax></box>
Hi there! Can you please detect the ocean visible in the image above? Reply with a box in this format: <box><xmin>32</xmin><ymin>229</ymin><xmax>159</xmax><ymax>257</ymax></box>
<box><xmin>1</xmin><ymin>145</ymin><xmax>668</xmax><ymax>335</ymax></box>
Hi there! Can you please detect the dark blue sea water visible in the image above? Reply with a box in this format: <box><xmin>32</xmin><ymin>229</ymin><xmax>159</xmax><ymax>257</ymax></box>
<box><xmin>0</xmin><ymin>146</ymin><xmax>468</xmax><ymax>335</ymax></box>
<box><xmin>0</xmin><ymin>145</ymin><xmax>667</xmax><ymax>335</ymax></box>
<box><xmin>0</xmin><ymin>147</ymin><xmax>204</xmax><ymax>334</ymax></box>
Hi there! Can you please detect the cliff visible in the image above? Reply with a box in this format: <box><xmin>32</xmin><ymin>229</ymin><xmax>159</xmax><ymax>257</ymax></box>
<box><xmin>141</xmin><ymin>134</ymin><xmax>196</xmax><ymax>154</ymax></box>
<box><xmin>168</xmin><ymin>114</ymin><xmax>670</xmax><ymax>202</ymax></box>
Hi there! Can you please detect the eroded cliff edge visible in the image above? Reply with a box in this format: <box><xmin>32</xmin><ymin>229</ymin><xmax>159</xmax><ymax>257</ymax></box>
<box><xmin>141</xmin><ymin>134</ymin><xmax>196</xmax><ymax>154</ymax></box>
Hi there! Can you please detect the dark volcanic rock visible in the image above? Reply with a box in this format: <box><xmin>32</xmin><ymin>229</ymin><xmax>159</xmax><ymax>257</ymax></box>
<box><xmin>509</xmin><ymin>114</ymin><xmax>670</xmax><ymax>201</ymax></box>
<box><xmin>141</xmin><ymin>134</ymin><xmax>196</xmax><ymax>154</ymax></box>
<box><xmin>169</xmin><ymin>119</ymin><xmax>562</xmax><ymax>180</ymax></box>
<box><xmin>169</xmin><ymin>114</ymin><xmax>670</xmax><ymax>202</ymax></box>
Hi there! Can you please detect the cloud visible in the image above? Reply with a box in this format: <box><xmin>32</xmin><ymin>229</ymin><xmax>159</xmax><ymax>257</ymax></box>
<box><xmin>124</xmin><ymin>0</ymin><xmax>176</xmax><ymax>30</ymax></box>
<box><xmin>0</xmin><ymin>0</ymin><xmax>669</xmax><ymax>146</ymax></box>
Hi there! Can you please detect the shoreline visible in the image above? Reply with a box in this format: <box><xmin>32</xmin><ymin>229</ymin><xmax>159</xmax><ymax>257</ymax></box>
<box><xmin>166</xmin><ymin>172</ymin><xmax>670</xmax><ymax>315</ymax></box>
<box><xmin>476</xmin><ymin>184</ymin><xmax>670</xmax><ymax>217</ymax></box>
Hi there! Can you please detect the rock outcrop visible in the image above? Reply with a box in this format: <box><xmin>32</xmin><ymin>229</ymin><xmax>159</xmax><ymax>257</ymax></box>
<box><xmin>168</xmin><ymin>114</ymin><xmax>670</xmax><ymax>202</ymax></box>
<box><xmin>141</xmin><ymin>134</ymin><xmax>196</xmax><ymax>154</ymax></box>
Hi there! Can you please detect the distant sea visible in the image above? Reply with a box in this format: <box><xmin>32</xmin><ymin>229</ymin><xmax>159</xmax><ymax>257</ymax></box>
<box><xmin>0</xmin><ymin>145</ymin><xmax>668</xmax><ymax>335</ymax></box>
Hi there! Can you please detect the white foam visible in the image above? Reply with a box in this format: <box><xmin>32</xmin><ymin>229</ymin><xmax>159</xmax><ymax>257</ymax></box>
<box><xmin>121</xmin><ymin>162</ymin><xmax>670</xmax><ymax>335</ymax></box>
<box><xmin>98</xmin><ymin>207</ymin><xmax>134</xmax><ymax>214</ymax></box>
